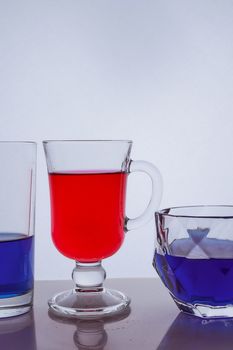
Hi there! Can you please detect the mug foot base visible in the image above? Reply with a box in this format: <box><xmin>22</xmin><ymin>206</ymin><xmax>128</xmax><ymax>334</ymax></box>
<box><xmin>0</xmin><ymin>290</ymin><xmax>33</xmax><ymax>318</ymax></box>
<box><xmin>48</xmin><ymin>288</ymin><xmax>130</xmax><ymax>319</ymax></box>
<box><xmin>174</xmin><ymin>296</ymin><xmax>233</xmax><ymax>318</ymax></box>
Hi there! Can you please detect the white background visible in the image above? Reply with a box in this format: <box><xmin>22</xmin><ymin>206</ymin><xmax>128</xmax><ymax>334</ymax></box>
<box><xmin>1</xmin><ymin>0</ymin><xmax>233</xmax><ymax>280</ymax></box>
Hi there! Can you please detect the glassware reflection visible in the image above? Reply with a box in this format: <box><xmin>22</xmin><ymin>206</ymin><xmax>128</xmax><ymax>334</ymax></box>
<box><xmin>157</xmin><ymin>312</ymin><xmax>233</xmax><ymax>350</ymax></box>
<box><xmin>0</xmin><ymin>310</ymin><xmax>37</xmax><ymax>350</ymax></box>
<box><xmin>49</xmin><ymin>307</ymin><xmax>130</xmax><ymax>349</ymax></box>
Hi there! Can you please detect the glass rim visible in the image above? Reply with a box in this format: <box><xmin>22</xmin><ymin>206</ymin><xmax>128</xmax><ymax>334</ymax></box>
<box><xmin>43</xmin><ymin>139</ymin><xmax>133</xmax><ymax>144</ymax></box>
<box><xmin>157</xmin><ymin>205</ymin><xmax>233</xmax><ymax>219</ymax></box>
<box><xmin>0</xmin><ymin>141</ymin><xmax>36</xmax><ymax>145</ymax></box>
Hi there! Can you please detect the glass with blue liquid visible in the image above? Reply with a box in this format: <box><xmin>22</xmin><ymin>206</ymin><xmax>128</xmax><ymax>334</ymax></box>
<box><xmin>0</xmin><ymin>142</ymin><xmax>36</xmax><ymax>317</ymax></box>
<box><xmin>154</xmin><ymin>206</ymin><xmax>233</xmax><ymax>318</ymax></box>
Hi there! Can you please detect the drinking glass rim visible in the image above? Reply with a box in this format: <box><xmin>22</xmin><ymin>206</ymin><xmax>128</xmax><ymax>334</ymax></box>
<box><xmin>0</xmin><ymin>141</ymin><xmax>36</xmax><ymax>145</ymax></box>
<box><xmin>43</xmin><ymin>139</ymin><xmax>133</xmax><ymax>144</ymax></box>
<box><xmin>157</xmin><ymin>205</ymin><xmax>233</xmax><ymax>219</ymax></box>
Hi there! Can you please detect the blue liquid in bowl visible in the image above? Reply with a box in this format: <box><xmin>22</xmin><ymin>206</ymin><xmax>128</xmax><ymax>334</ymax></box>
<box><xmin>154</xmin><ymin>238</ymin><xmax>233</xmax><ymax>306</ymax></box>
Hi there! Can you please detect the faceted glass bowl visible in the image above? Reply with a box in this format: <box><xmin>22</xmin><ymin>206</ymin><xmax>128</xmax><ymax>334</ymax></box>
<box><xmin>153</xmin><ymin>206</ymin><xmax>233</xmax><ymax>318</ymax></box>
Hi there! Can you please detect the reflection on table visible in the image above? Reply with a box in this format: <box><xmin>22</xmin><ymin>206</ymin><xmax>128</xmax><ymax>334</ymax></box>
<box><xmin>157</xmin><ymin>312</ymin><xmax>233</xmax><ymax>350</ymax></box>
<box><xmin>48</xmin><ymin>308</ymin><xmax>130</xmax><ymax>350</ymax></box>
<box><xmin>0</xmin><ymin>311</ymin><xmax>37</xmax><ymax>350</ymax></box>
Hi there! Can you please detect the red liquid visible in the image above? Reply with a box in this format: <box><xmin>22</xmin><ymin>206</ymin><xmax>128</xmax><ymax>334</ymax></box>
<box><xmin>49</xmin><ymin>172</ymin><xmax>127</xmax><ymax>262</ymax></box>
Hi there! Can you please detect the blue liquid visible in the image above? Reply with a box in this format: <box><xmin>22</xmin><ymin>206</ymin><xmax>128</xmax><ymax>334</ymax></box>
<box><xmin>154</xmin><ymin>245</ymin><xmax>233</xmax><ymax>306</ymax></box>
<box><xmin>0</xmin><ymin>234</ymin><xmax>34</xmax><ymax>298</ymax></box>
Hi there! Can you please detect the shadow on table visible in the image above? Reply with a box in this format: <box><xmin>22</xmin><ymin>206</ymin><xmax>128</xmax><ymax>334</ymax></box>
<box><xmin>157</xmin><ymin>312</ymin><xmax>233</xmax><ymax>350</ymax></box>
<box><xmin>48</xmin><ymin>308</ymin><xmax>131</xmax><ymax>350</ymax></box>
<box><xmin>0</xmin><ymin>311</ymin><xmax>37</xmax><ymax>350</ymax></box>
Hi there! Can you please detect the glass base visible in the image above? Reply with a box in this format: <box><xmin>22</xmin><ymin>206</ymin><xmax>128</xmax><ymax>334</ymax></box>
<box><xmin>0</xmin><ymin>290</ymin><xmax>33</xmax><ymax>318</ymax></box>
<box><xmin>48</xmin><ymin>287</ymin><xmax>130</xmax><ymax>319</ymax></box>
<box><xmin>174</xmin><ymin>296</ymin><xmax>233</xmax><ymax>318</ymax></box>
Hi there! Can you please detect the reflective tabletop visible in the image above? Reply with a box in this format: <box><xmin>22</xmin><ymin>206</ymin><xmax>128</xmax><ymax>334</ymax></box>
<box><xmin>2</xmin><ymin>279</ymin><xmax>233</xmax><ymax>349</ymax></box>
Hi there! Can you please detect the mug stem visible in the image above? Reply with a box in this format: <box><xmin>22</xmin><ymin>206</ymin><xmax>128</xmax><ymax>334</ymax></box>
<box><xmin>72</xmin><ymin>261</ymin><xmax>106</xmax><ymax>291</ymax></box>
<box><xmin>48</xmin><ymin>260</ymin><xmax>130</xmax><ymax>318</ymax></box>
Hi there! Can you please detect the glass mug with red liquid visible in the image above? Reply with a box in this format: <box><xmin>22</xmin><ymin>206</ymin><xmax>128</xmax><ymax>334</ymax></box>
<box><xmin>43</xmin><ymin>140</ymin><xmax>162</xmax><ymax>318</ymax></box>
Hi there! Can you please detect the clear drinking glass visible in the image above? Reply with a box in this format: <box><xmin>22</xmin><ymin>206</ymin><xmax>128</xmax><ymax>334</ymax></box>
<box><xmin>0</xmin><ymin>142</ymin><xmax>36</xmax><ymax>317</ymax></box>
<box><xmin>154</xmin><ymin>205</ymin><xmax>233</xmax><ymax>318</ymax></box>
<box><xmin>43</xmin><ymin>140</ymin><xmax>162</xmax><ymax>318</ymax></box>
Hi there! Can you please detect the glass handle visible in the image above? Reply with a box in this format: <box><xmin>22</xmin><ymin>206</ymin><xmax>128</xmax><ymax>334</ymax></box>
<box><xmin>125</xmin><ymin>160</ymin><xmax>163</xmax><ymax>231</ymax></box>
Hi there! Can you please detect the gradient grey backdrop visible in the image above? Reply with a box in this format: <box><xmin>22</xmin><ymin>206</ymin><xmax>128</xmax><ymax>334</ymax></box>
<box><xmin>1</xmin><ymin>0</ymin><xmax>233</xmax><ymax>279</ymax></box>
